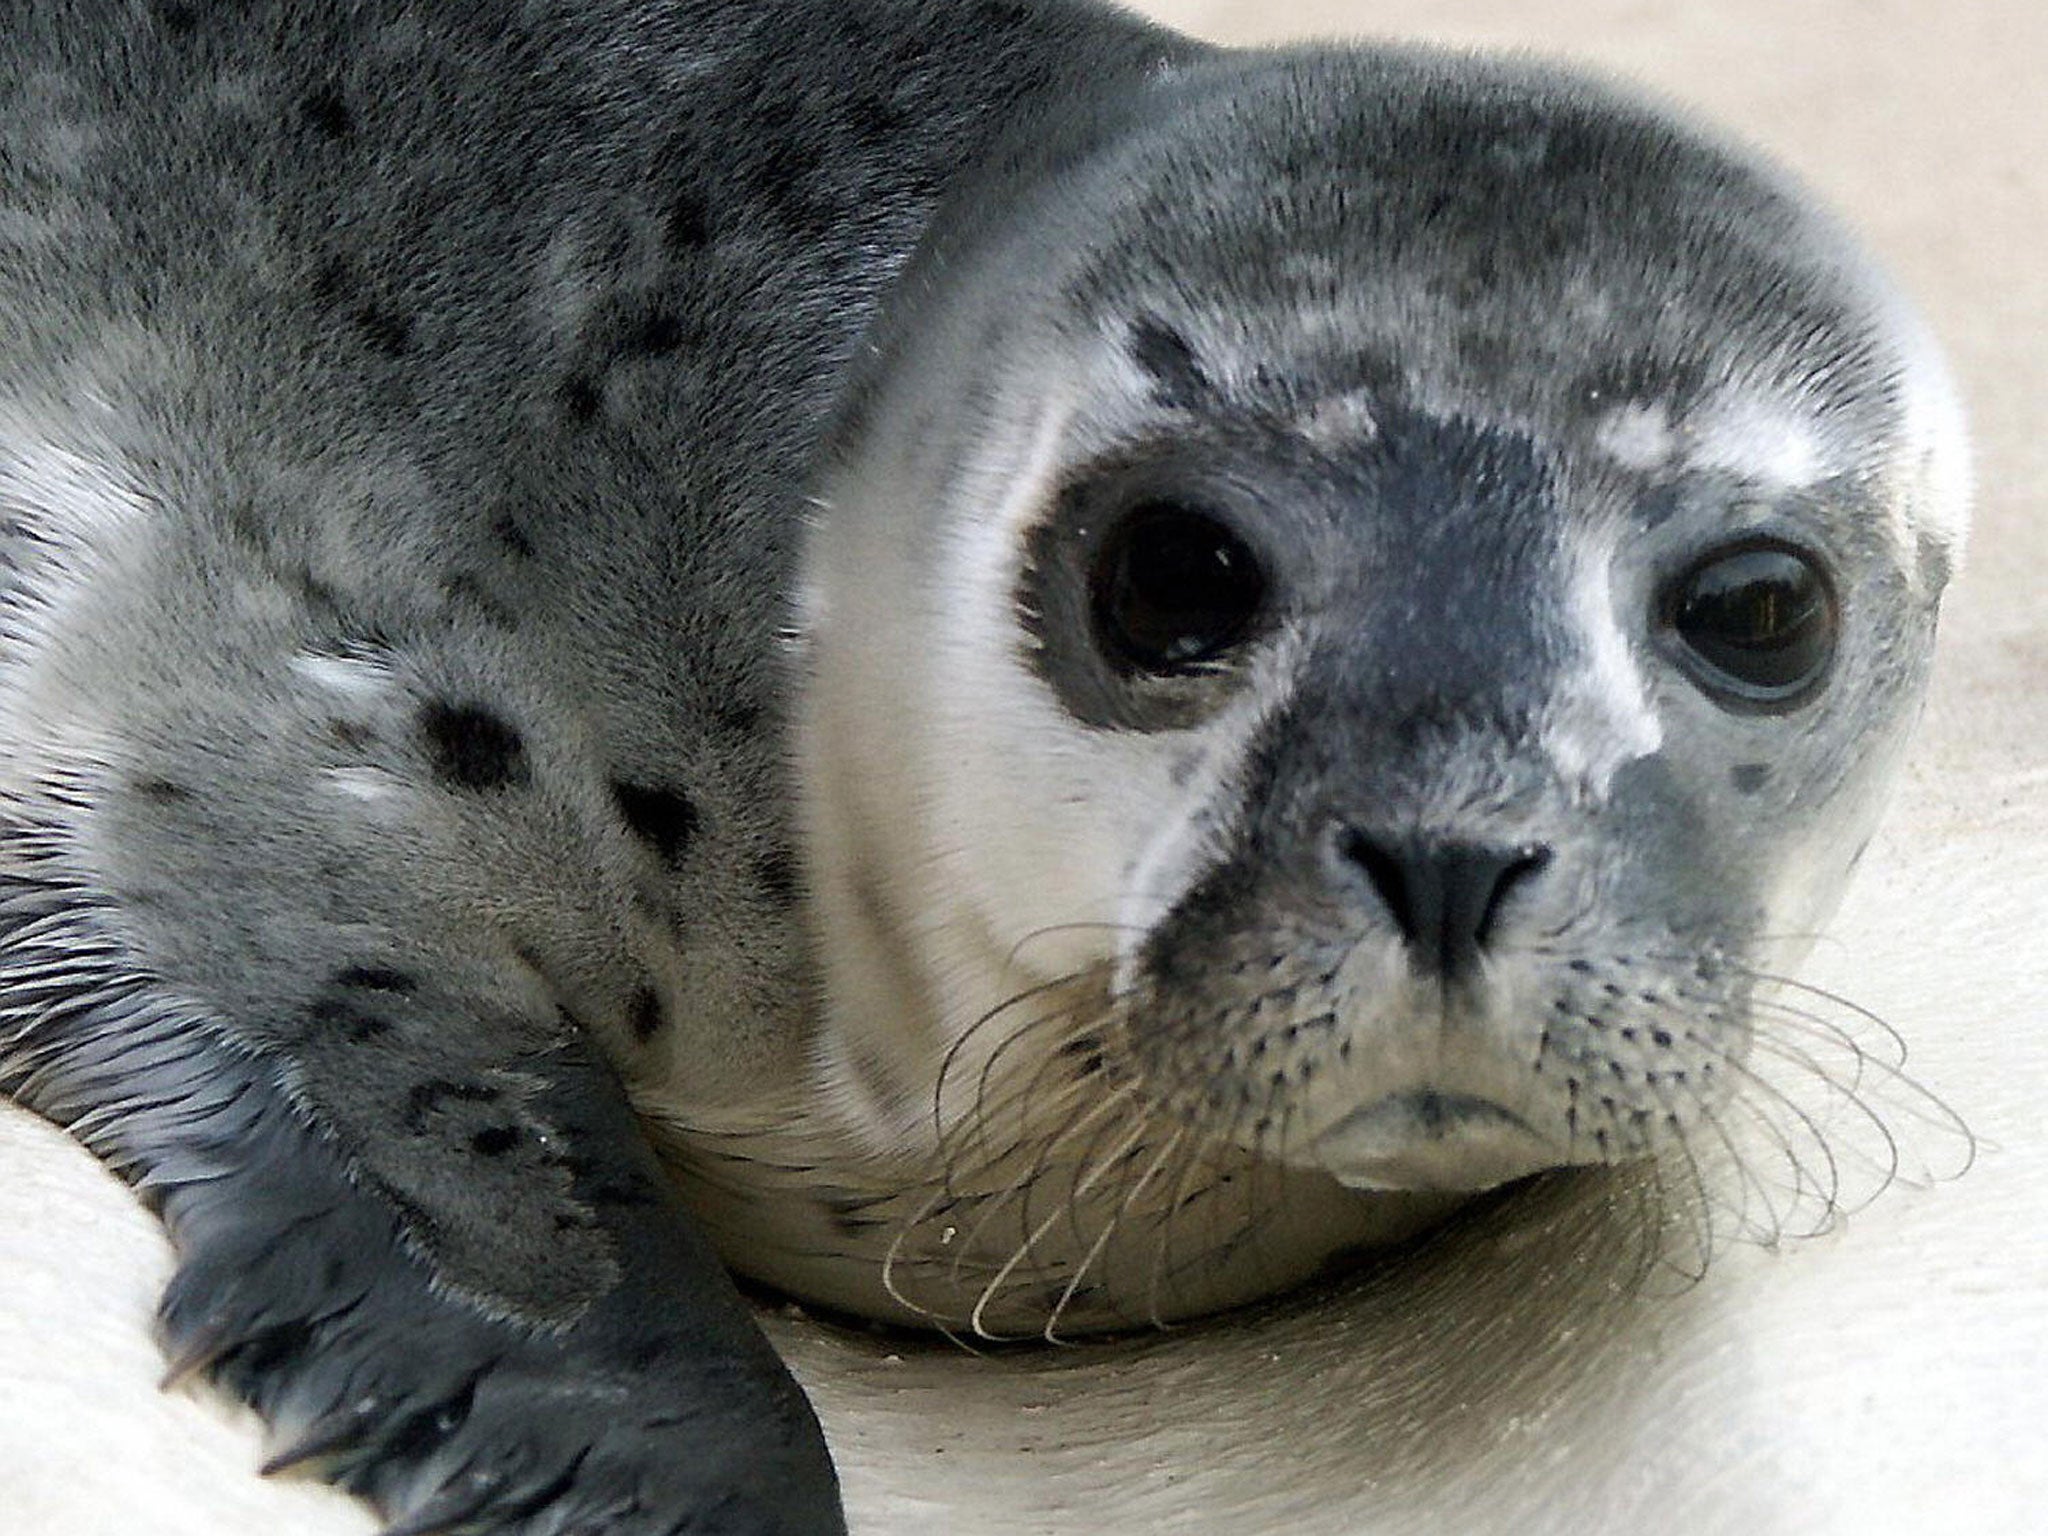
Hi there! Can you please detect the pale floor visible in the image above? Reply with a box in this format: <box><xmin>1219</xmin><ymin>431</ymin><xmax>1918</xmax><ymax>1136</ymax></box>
<box><xmin>2</xmin><ymin>2</ymin><xmax>2043</xmax><ymax>1533</ymax></box>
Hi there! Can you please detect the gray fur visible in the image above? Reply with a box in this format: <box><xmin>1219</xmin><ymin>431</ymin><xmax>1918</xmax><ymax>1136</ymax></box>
<box><xmin>0</xmin><ymin>1</ymin><xmax>1966</xmax><ymax>1532</ymax></box>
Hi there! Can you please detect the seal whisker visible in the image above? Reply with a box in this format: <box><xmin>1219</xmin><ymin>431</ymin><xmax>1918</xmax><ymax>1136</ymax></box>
<box><xmin>1660</xmin><ymin>952</ymin><xmax>1916</xmax><ymax>1070</ymax></box>
<box><xmin>1738</xmin><ymin>1031</ymin><xmax>1906</xmax><ymax>1212</ymax></box>
<box><xmin>946</xmin><ymin>1033</ymin><xmax>1086</xmax><ymax>1211</ymax></box>
<box><xmin>939</xmin><ymin>1091</ymin><xmax>1095</xmax><ymax>1298</ymax></box>
<box><xmin>999</xmin><ymin>921</ymin><xmax>1148</xmax><ymax>974</ymax></box>
<box><xmin>968</xmin><ymin>1091</ymin><xmax>1148</xmax><ymax>1341</ymax></box>
<box><xmin>1658</xmin><ymin>967</ymin><xmax>1955</xmax><ymax>1214</ymax></box>
<box><xmin>931</xmin><ymin>968</ymin><xmax>1106</xmax><ymax>1156</ymax></box>
<box><xmin>1683</xmin><ymin>1092</ymin><xmax>1794</xmax><ymax>1247</ymax></box>
<box><xmin>1633</xmin><ymin>1077</ymin><xmax>1718</xmax><ymax>1283</ymax></box>
<box><xmin>1676</xmin><ymin>1031</ymin><xmax>1849</xmax><ymax>1238</ymax></box>
<box><xmin>882</xmin><ymin>1174</ymin><xmax>973</xmax><ymax>1326</ymax></box>
<box><xmin>1140</xmin><ymin>1123</ymin><xmax>1223</xmax><ymax>1329</ymax></box>
<box><xmin>1043</xmin><ymin>1123</ymin><xmax>1184</xmax><ymax>1344</ymax></box>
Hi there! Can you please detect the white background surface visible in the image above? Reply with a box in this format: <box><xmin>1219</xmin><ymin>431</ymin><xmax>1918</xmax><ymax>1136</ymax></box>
<box><xmin>3</xmin><ymin>2</ymin><xmax>2043</xmax><ymax>1533</ymax></box>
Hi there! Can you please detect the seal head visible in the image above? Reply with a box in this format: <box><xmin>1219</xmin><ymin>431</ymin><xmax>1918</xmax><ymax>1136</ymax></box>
<box><xmin>775</xmin><ymin>48</ymin><xmax>1967</xmax><ymax>1332</ymax></box>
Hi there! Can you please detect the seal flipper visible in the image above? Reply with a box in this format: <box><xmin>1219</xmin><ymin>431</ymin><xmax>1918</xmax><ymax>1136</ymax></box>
<box><xmin>0</xmin><ymin>874</ymin><xmax>843</xmax><ymax>1536</ymax></box>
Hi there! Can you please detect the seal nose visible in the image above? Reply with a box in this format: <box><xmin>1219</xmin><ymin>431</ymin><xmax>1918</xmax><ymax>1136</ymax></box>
<box><xmin>1334</xmin><ymin>830</ymin><xmax>1552</xmax><ymax>980</ymax></box>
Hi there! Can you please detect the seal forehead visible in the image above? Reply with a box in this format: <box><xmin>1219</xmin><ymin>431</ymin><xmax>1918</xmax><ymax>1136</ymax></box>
<box><xmin>1026</xmin><ymin>49</ymin><xmax>1967</xmax><ymax>573</ymax></box>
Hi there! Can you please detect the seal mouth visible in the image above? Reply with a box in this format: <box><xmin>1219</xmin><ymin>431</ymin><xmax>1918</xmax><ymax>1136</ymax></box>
<box><xmin>1314</xmin><ymin>1091</ymin><xmax>1558</xmax><ymax>1193</ymax></box>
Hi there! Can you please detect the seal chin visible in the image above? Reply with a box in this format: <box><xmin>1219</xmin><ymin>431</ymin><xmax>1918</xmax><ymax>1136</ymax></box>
<box><xmin>1314</xmin><ymin>1092</ymin><xmax>1561</xmax><ymax>1193</ymax></box>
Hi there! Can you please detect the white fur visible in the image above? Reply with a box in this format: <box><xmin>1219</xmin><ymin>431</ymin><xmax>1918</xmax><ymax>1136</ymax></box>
<box><xmin>321</xmin><ymin>765</ymin><xmax>408</xmax><ymax>807</ymax></box>
<box><xmin>1886</xmin><ymin>305</ymin><xmax>1974</xmax><ymax>564</ymax></box>
<box><xmin>0</xmin><ymin>425</ymin><xmax>156</xmax><ymax>778</ymax></box>
<box><xmin>1295</xmin><ymin>386</ymin><xmax>1382</xmax><ymax>449</ymax></box>
<box><xmin>1543</xmin><ymin>528</ymin><xmax>1663</xmax><ymax>798</ymax></box>
<box><xmin>0</xmin><ymin>430</ymin><xmax>152</xmax><ymax>558</ymax></box>
<box><xmin>1682</xmin><ymin>389</ymin><xmax>1830</xmax><ymax>489</ymax></box>
<box><xmin>1593</xmin><ymin>400</ymin><xmax>1676</xmax><ymax>472</ymax></box>
<box><xmin>289</xmin><ymin>651</ymin><xmax>396</xmax><ymax>702</ymax></box>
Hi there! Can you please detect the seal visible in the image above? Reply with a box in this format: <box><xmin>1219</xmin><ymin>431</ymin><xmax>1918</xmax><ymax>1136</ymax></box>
<box><xmin>0</xmin><ymin>1</ymin><xmax>1968</xmax><ymax>1532</ymax></box>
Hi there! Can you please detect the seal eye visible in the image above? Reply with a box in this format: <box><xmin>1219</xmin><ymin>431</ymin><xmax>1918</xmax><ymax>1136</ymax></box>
<box><xmin>1090</xmin><ymin>501</ymin><xmax>1266</xmax><ymax>673</ymax></box>
<box><xmin>1663</xmin><ymin>542</ymin><xmax>1837</xmax><ymax>706</ymax></box>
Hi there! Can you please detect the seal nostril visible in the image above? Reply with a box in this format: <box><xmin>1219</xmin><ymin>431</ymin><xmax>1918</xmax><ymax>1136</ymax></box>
<box><xmin>1337</xmin><ymin>828</ymin><xmax>1416</xmax><ymax>943</ymax></box>
<box><xmin>1337</xmin><ymin>830</ymin><xmax>1553</xmax><ymax>979</ymax></box>
<box><xmin>1475</xmin><ymin>845</ymin><xmax>1552</xmax><ymax>951</ymax></box>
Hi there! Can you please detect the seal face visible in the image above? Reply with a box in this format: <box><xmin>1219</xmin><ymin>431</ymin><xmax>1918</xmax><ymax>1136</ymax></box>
<box><xmin>735</xmin><ymin>48</ymin><xmax>1971</xmax><ymax>1335</ymax></box>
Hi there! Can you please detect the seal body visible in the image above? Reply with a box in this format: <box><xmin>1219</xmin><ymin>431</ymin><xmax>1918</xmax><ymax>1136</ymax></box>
<box><xmin>0</xmin><ymin>1</ymin><xmax>1966</xmax><ymax>1531</ymax></box>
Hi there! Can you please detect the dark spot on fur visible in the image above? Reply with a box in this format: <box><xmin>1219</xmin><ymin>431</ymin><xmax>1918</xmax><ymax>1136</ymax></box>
<box><xmin>491</xmin><ymin>513</ymin><xmax>535</xmax><ymax>560</ymax></box>
<box><xmin>1060</xmin><ymin>1033</ymin><xmax>1107</xmax><ymax>1077</ymax></box>
<box><xmin>561</xmin><ymin>374</ymin><xmax>603</xmax><ymax>424</ymax></box>
<box><xmin>1730</xmin><ymin>762</ymin><xmax>1771</xmax><ymax>794</ymax></box>
<box><xmin>754</xmin><ymin>849</ymin><xmax>800</xmax><ymax>905</ymax></box>
<box><xmin>751</xmin><ymin>140</ymin><xmax>837</xmax><ymax>240</ymax></box>
<box><xmin>441</xmin><ymin>572</ymin><xmax>517</xmax><ymax>628</ymax></box>
<box><xmin>847</xmin><ymin>90</ymin><xmax>908</xmax><ymax>144</ymax></box>
<box><xmin>310</xmin><ymin>257</ymin><xmax>350</xmax><ymax>303</ymax></box>
<box><xmin>334</xmin><ymin>966</ymin><xmax>417</xmax><ymax>996</ymax></box>
<box><xmin>420</xmin><ymin>701</ymin><xmax>529</xmax><ymax>791</ymax></box>
<box><xmin>134</xmin><ymin>777</ymin><xmax>192</xmax><ymax>803</ymax></box>
<box><xmin>611</xmin><ymin>781</ymin><xmax>700</xmax><ymax>865</ymax></box>
<box><xmin>470</xmin><ymin>1125</ymin><xmax>521</xmax><ymax>1157</ymax></box>
<box><xmin>664</xmin><ymin>189</ymin><xmax>711</xmax><ymax>251</ymax></box>
<box><xmin>628</xmin><ymin>987</ymin><xmax>665</xmax><ymax>1044</ymax></box>
<box><xmin>715</xmin><ymin>699</ymin><xmax>764</xmax><ymax>736</ymax></box>
<box><xmin>157</xmin><ymin>2</ymin><xmax>197</xmax><ymax>35</ymax></box>
<box><xmin>625</xmin><ymin>310</ymin><xmax>692</xmax><ymax>356</ymax></box>
<box><xmin>300</xmin><ymin>88</ymin><xmax>352</xmax><ymax>141</ymax></box>
<box><xmin>309</xmin><ymin>996</ymin><xmax>394</xmax><ymax>1042</ymax></box>
<box><xmin>309</xmin><ymin>261</ymin><xmax>409</xmax><ymax>358</ymax></box>
<box><xmin>352</xmin><ymin>303</ymin><xmax>412</xmax><ymax>357</ymax></box>
<box><xmin>1127</xmin><ymin>316</ymin><xmax>1209</xmax><ymax>410</ymax></box>
<box><xmin>404</xmin><ymin>1079</ymin><xmax>500</xmax><ymax>1133</ymax></box>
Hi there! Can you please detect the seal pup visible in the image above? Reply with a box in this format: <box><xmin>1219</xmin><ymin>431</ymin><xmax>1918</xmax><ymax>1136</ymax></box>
<box><xmin>0</xmin><ymin>1</ymin><xmax>1967</xmax><ymax>1533</ymax></box>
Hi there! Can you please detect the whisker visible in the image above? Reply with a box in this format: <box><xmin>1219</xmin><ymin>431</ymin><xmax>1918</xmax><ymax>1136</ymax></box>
<box><xmin>1001</xmin><ymin>920</ymin><xmax>1147</xmax><ymax>974</ymax></box>
<box><xmin>1043</xmin><ymin>1124</ymin><xmax>1185</xmax><ymax>1344</ymax></box>
<box><xmin>882</xmin><ymin>1175</ymin><xmax>972</xmax><ymax>1325</ymax></box>
<box><xmin>1680</xmin><ymin>1025</ymin><xmax>1874</xmax><ymax>1239</ymax></box>
<box><xmin>1741</xmin><ymin>1032</ymin><xmax>1903</xmax><ymax>1214</ymax></box>
<box><xmin>932</xmin><ymin>969</ymin><xmax>1104</xmax><ymax>1153</ymax></box>
<box><xmin>968</xmin><ymin>1098</ymin><xmax>1149</xmax><ymax>1341</ymax></box>
<box><xmin>1141</xmin><ymin>1121</ymin><xmax>1220</xmax><ymax>1328</ymax></box>
<box><xmin>945</xmin><ymin>1080</ymin><xmax>1110</xmax><ymax>1298</ymax></box>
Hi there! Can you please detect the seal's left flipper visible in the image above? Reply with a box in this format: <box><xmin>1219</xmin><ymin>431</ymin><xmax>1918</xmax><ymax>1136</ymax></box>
<box><xmin>1</xmin><ymin>876</ymin><xmax>842</xmax><ymax>1536</ymax></box>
